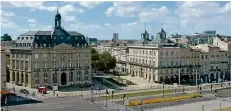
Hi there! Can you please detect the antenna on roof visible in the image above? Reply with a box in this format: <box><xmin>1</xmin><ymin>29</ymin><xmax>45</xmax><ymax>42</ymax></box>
<box><xmin>144</xmin><ymin>23</ymin><xmax>146</xmax><ymax>31</ymax></box>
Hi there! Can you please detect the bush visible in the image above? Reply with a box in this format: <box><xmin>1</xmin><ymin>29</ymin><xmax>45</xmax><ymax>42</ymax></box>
<box><xmin>128</xmin><ymin>93</ymin><xmax>201</xmax><ymax>106</ymax></box>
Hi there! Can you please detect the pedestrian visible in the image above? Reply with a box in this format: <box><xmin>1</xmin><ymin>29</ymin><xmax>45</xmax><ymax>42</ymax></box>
<box><xmin>56</xmin><ymin>94</ymin><xmax>58</xmax><ymax>97</ymax></box>
<box><xmin>53</xmin><ymin>90</ymin><xmax>55</xmax><ymax>96</ymax></box>
<box><xmin>13</xmin><ymin>87</ymin><xmax>15</xmax><ymax>94</ymax></box>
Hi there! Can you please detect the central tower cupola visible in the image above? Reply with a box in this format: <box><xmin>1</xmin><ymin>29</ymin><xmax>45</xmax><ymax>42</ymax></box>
<box><xmin>55</xmin><ymin>9</ymin><xmax>61</xmax><ymax>28</ymax></box>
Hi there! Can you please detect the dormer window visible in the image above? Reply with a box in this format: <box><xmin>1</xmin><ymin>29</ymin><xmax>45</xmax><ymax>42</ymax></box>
<box><xmin>43</xmin><ymin>36</ymin><xmax>46</xmax><ymax>40</ymax></box>
<box><xmin>30</xmin><ymin>37</ymin><xmax>33</xmax><ymax>39</ymax></box>
<box><xmin>26</xmin><ymin>37</ymin><xmax>28</xmax><ymax>39</ymax></box>
<box><xmin>24</xmin><ymin>43</ymin><xmax>26</xmax><ymax>46</ymax></box>
<box><xmin>17</xmin><ymin>37</ymin><xmax>20</xmax><ymax>39</ymax></box>
<box><xmin>22</xmin><ymin>37</ymin><xmax>24</xmax><ymax>40</ymax></box>
<box><xmin>76</xmin><ymin>37</ymin><xmax>78</xmax><ymax>40</ymax></box>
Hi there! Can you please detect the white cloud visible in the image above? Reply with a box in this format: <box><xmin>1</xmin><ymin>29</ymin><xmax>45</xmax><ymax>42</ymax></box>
<box><xmin>125</xmin><ymin>21</ymin><xmax>137</xmax><ymax>27</ymax></box>
<box><xmin>2</xmin><ymin>1</ymin><xmax>57</xmax><ymax>12</ymax></box>
<box><xmin>59</xmin><ymin>4</ymin><xmax>84</xmax><ymax>15</ymax></box>
<box><xmin>138</xmin><ymin>6</ymin><xmax>170</xmax><ymax>23</ymax></box>
<box><xmin>173</xmin><ymin>1</ymin><xmax>231</xmax><ymax>34</ymax></box>
<box><xmin>1</xmin><ymin>9</ymin><xmax>18</xmax><ymax>28</ymax></box>
<box><xmin>222</xmin><ymin>2</ymin><xmax>231</xmax><ymax>13</ymax></box>
<box><xmin>29</xmin><ymin>24</ymin><xmax>36</xmax><ymax>27</ymax></box>
<box><xmin>0</xmin><ymin>10</ymin><xmax>15</xmax><ymax>17</ymax></box>
<box><xmin>28</xmin><ymin>18</ymin><xmax>37</xmax><ymax>23</ymax></box>
<box><xmin>105</xmin><ymin>2</ymin><xmax>142</xmax><ymax>17</ymax></box>
<box><xmin>79</xmin><ymin>1</ymin><xmax>103</xmax><ymax>8</ymax></box>
<box><xmin>64</xmin><ymin>16</ymin><xmax>76</xmax><ymax>22</ymax></box>
<box><xmin>104</xmin><ymin>23</ymin><xmax>111</xmax><ymax>27</ymax></box>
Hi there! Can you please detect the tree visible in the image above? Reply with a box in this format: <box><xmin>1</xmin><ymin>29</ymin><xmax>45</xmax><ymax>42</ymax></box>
<box><xmin>1</xmin><ymin>33</ymin><xmax>12</xmax><ymax>41</ymax></box>
<box><xmin>91</xmin><ymin>48</ymin><xmax>116</xmax><ymax>72</ymax></box>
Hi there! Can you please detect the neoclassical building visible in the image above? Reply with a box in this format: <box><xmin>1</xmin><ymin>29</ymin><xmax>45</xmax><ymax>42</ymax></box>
<box><xmin>9</xmin><ymin>11</ymin><xmax>91</xmax><ymax>88</ymax></box>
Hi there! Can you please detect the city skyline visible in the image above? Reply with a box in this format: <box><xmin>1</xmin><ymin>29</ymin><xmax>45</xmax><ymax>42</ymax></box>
<box><xmin>1</xmin><ymin>1</ymin><xmax>231</xmax><ymax>40</ymax></box>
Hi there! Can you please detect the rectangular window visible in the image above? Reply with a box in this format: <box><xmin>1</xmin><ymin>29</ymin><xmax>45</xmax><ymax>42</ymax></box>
<box><xmin>35</xmin><ymin>62</ymin><xmax>38</xmax><ymax>69</ymax></box>
<box><xmin>69</xmin><ymin>61</ymin><xmax>72</xmax><ymax>68</ymax></box>
<box><xmin>61</xmin><ymin>60</ymin><xmax>64</xmax><ymax>68</ymax></box>
<box><xmin>53</xmin><ymin>61</ymin><xmax>56</xmax><ymax>68</ymax></box>
<box><xmin>44</xmin><ymin>54</ymin><xmax>47</xmax><ymax>58</ymax></box>
<box><xmin>35</xmin><ymin>54</ymin><xmax>38</xmax><ymax>59</ymax></box>
<box><xmin>77</xmin><ymin>61</ymin><xmax>80</xmax><ymax>67</ymax></box>
<box><xmin>84</xmin><ymin>76</ymin><xmax>88</xmax><ymax>81</ymax></box>
<box><xmin>35</xmin><ymin>79</ymin><xmax>39</xmax><ymax>84</ymax></box>
<box><xmin>44</xmin><ymin>73</ymin><xmax>47</xmax><ymax>77</ymax></box>
<box><xmin>44</xmin><ymin>62</ymin><xmax>47</xmax><ymax>68</ymax></box>
<box><xmin>77</xmin><ymin>77</ymin><xmax>81</xmax><ymax>81</ymax></box>
<box><xmin>44</xmin><ymin>79</ymin><xmax>47</xmax><ymax>84</ymax></box>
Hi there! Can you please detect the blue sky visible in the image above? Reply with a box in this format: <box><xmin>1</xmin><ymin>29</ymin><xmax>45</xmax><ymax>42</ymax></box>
<box><xmin>1</xmin><ymin>1</ymin><xmax>231</xmax><ymax>40</ymax></box>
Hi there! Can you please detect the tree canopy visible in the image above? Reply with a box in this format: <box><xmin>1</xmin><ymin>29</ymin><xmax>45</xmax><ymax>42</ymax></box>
<box><xmin>91</xmin><ymin>48</ymin><xmax>116</xmax><ymax>72</ymax></box>
<box><xmin>1</xmin><ymin>33</ymin><xmax>12</xmax><ymax>41</ymax></box>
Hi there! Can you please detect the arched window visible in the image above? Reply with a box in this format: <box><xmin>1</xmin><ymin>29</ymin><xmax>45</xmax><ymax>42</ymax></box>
<box><xmin>53</xmin><ymin>73</ymin><xmax>57</xmax><ymax>83</ymax></box>
<box><xmin>69</xmin><ymin>72</ymin><xmax>73</xmax><ymax>82</ymax></box>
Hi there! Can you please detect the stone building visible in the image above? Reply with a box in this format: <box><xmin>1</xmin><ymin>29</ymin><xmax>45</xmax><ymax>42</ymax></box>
<box><xmin>128</xmin><ymin>29</ymin><xmax>201</xmax><ymax>83</ymax></box>
<box><xmin>9</xmin><ymin>11</ymin><xmax>91</xmax><ymax>88</ymax></box>
<box><xmin>1</xmin><ymin>50</ymin><xmax>7</xmax><ymax>89</ymax></box>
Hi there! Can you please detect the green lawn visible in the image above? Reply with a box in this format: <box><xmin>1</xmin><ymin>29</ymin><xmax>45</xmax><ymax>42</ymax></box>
<box><xmin>214</xmin><ymin>106</ymin><xmax>231</xmax><ymax>111</ymax></box>
<box><xmin>100</xmin><ymin>89</ymin><xmax>174</xmax><ymax>100</ymax></box>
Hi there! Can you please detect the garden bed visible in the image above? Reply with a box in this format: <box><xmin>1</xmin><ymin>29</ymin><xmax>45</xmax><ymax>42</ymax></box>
<box><xmin>100</xmin><ymin>89</ymin><xmax>174</xmax><ymax>100</ymax></box>
<box><xmin>128</xmin><ymin>93</ymin><xmax>201</xmax><ymax>106</ymax></box>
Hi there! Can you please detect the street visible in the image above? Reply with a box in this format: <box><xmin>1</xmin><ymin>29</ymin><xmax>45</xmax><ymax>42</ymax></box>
<box><xmin>7</xmin><ymin>96</ymin><xmax>118</xmax><ymax>111</ymax></box>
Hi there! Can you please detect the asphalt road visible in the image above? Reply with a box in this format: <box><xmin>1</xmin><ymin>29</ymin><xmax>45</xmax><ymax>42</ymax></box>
<box><xmin>7</xmin><ymin>96</ymin><xmax>117</xmax><ymax>111</ymax></box>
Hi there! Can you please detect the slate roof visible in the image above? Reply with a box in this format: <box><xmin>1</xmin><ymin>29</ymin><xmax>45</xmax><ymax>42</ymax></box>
<box><xmin>19</xmin><ymin>31</ymin><xmax>84</xmax><ymax>36</ymax></box>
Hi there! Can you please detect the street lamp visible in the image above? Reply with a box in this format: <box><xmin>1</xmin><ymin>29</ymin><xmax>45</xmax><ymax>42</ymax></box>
<box><xmin>162</xmin><ymin>82</ymin><xmax>165</xmax><ymax>98</ymax></box>
<box><xmin>123</xmin><ymin>94</ymin><xmax>126</xmax><ymax>105</ymax></box>
<box><xmin>91</xmin><ymin>85</ymin><xmax>94</xmax><ymax>103</ymax></box>
<box><xmin>105</xmin><ymin>89</ymin><xmax>109</xmax><ymax>108</ymax></box>
<box><xmin>80</xmin><ymin>84</ymin><xmax>83</xmax><ymax>98</ymax></box>
<box><xmin>111</xmin><ymin>91</ymin><xmax>114</xmax><ymax>103</ymax></box>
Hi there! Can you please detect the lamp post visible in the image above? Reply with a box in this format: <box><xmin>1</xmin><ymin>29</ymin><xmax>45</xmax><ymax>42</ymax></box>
<box><xmin>196</xmin><ymin>67</ymin><xmax>198</xmax><ymax>91</ymax></box>
<box><xmin>162</xmin><ymin>82</ymin><xmax>165</xmax><ymax>98</ymax></box>
<box><xmin>111</xmin><ymin>91</ymin><xmax>114</xmax><ymax>103</ymax></box>
<box><xmin>105</xmin><ymin>89</ymin><xmax>109</xmax><ymax>108</ymax></box>
<box><xmin>80</xmin><ymin>84</ymin><xmax>83</xmax><ymax>98</ymax></box>
<box><xmin>91</xmin><ymin>85</ymin><xmax>94</xmax><ymax>103</ymax></box>
<box><xmin>123</xmin><ymin>94</ymin><xmax>126</xmax><ymax>105</ymax></box>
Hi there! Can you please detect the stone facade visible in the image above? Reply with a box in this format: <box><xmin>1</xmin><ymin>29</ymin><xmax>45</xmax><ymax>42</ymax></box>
<box><xmin>9</xmin><ymin>11</ymin><xmax>91</xmax><ymax>88</ymax></box>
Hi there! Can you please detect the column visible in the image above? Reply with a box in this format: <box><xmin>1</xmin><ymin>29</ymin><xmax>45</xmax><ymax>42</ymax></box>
<box><xmin>15</xmin><ymin>72</ymin><xmax>18</xmax><ymax>84</ymax></box>
<box><xmin>10</xmin><ymin>54</ymin><xmax>13</xmax><ymax>69</ymax></box>
<box><xmin>19</xmin><ymin>54</ymin><xmax>21</xmax><ymax>70</ymax></box>
<box><xmin>10</xmin><ymin>70</ymin><xmax>13</xmax><ymax>84</ymax></box>
<box><xmin>19</xmin><ymin>72</ymin><xmax>22</xmax><ymax>84</ymax></box>
<box><xmin>23</xmin><ymin>72</ymin><xmax>26</xmax><ymax>86</ymax></box>
<box><xmin>67</xmin><ymin>72</ymin><xmax>69</xmax><ymax>85</ymax></box>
